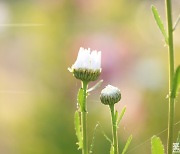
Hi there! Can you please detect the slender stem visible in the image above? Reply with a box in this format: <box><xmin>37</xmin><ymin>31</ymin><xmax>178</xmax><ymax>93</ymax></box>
<box><xmin>81</xmin><ymin>81</ymin><xmax>88</xmax><ymax>154</ymax></box>
<box><xmin>165</xmin><ymin>0</ymin><xmax>175</xmax><ymax>153</ymax></box>
<box><xmin>110</xmin><ymin>105</ymin><xmax>119</xmax><ymax>154</ymax></box>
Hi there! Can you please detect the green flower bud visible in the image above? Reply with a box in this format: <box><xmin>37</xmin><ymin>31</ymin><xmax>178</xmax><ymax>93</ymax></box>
<box><xmin>100</xmin><ymin>85</ymin><xmax>121</xmax><ymax>105</ymax></box>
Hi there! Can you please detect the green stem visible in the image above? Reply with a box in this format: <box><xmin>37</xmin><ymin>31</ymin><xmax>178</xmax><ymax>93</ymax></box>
<box><xmin>110</xmin><ymin>105</ymin><xmax>119</xmax><ymax>154</ymax></box>
<box><xmin>81</xmin><ymin>81</ymin><xmax>88</xmax><ymax>154</ymax></box>
<box><xmin>165</xmin><ymin>0</ymin><xmax>175</xmax><ymax>153</ymax></box>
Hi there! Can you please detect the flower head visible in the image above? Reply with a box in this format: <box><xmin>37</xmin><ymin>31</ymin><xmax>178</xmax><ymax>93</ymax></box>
<box><xmin>69</xmin><ymin>47</ymin><xmax>101</xmax><ymax>82</ymax></box>
<box><xmin>100</xmin><ymin>85</ymin><xmax>121</xmax><ymax>105</ymax></box>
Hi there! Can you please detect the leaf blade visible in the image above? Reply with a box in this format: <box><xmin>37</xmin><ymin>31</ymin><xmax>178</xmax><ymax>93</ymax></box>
<box><xmin>122</xmin><ymin>135</ymin><xmax>133</xmax><ymax>154</ymax></box>
<box><xmin>173</xmin><ymin>14</ymin><xmax>180</xmax><ymax>31</ymax></box>
<box><xmin>151</xmin><ymin>5</ymin><xmax>168</xmax><ymax>44</ymax></box>
<box><xmin>89</xmin><ymin>123</ymin><xmax>99</xmax><ymax>154</ymax></box>
<box><xmin>110</xmin><ymin>144</ymin><xmax>114</xmax><ymax>154</ymax></box>
<box><xmin>74</xmin><ymin>111</ymin><xmax>82</xmax><ymax>149</ymax></box>
<box><xmin>176</xmin><ymin>131</ymin><xmax>180</xmax><ymax>144</ymax></box>
<box><xmin>117</xmin><ymin>107</ymin><xmax>126</xmax><ymax>126</ymax></box>
<box><xmin>151</xmin><ymin>136</ymin><xmax>165</xmax><ymax>154</ymax></box>
<box><xmin>87</xmin><ymin>80</ymin><xmax>103</xmax><ymax>93</ymax></box>
<box><xmin>171</xmin><ymin>66</ymin><xmax>180</xmax><ymax>98</ymax></box>
<box><xmin>77</xmin><ymin>88</ymin><xmax>84</xmax><ymax>111</ymax></box>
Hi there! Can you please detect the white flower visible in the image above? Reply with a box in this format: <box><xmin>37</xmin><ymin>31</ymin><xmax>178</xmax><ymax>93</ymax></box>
<box><xmin>100</xmin><ymin>85</ymin><xmax>121</xmax><ymax>105</ymax></box>
<box><xmin>72</xmin><ymin>47</ymin><xmax>101</xmax><ymax>70</ymax></box>
<box><xmin>69</xmin><ymin>47</ymin><xmax>101</xmax><ymax>82</ymax></box>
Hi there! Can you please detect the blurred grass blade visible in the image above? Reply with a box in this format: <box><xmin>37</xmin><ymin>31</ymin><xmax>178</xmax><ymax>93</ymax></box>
<box><xmin>89</xmin><ymin>123</ymin><xmax>99</xmax><ymax>153</ymax></box>
<box><xmin>151</xmin><ymin>5</ymin><xmax>168</xmax><ymax>44</ymax></box>
<box><xmin>171</xmin><ymin>66</ymin><xmax>180</xmax><ymax>98</ymax></box>
<box><xmin>74</xmin><ymin>111</ymin><xmax>82</xmax><ymax>149</ymax></box>
<box><xmin>77</xmin><ymin>88</ymin><xmax>84</xmax><ymax>111</ymax></box>
<box><xmin>87</xmin><ymin>80</ymin><xmax>103</xmax><ymax>93</ymax></box>
<box><xmin>110</xmin><ymin>144</ymin><xmax>114</xmax><ymax>154</ymax></box>
<box><xmin>122</xmin><ymin>135</ymin><xmax>133</xmax><ymax>154</ymax></box>
<box><xmin>151</xmin><ymin>136</ymin><xmax>165</xmax><ymax>154</ymax></box>
<box><xmin>117</xmin><ymin>106</ymin><xmax>126</xmax><ymax>126</ymax></box>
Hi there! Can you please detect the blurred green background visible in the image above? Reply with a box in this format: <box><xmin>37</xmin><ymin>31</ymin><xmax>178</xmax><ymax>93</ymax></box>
<box><xmin>0</xmin><ymin>0</ymin><xmax>179</xmax><ymax>154</ymax></box>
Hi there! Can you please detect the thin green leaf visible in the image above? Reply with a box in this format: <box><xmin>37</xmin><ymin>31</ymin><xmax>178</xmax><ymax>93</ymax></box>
<box><xmin>110</xmin><ymin>144</ymin><xmax>114</xmax><ymax>154</ymax></box>
<box><xmin>87</xmin><ymin>80</ymin><xmax>103</xmax><ymax>93</ymax></box>
<box><xmin>74</xmin><ymin>111</ymin><xmax>82</xmax><ymax>149</ymax></box>
<box><xmin>102</xmin><ymin>132</ymin><xmax>112</xmax><ymax>144</ymax></box>
<box><xmin>115</xmin><ymin>110</ymin><xmax>118</xmax><ymax>122</ymax></box>
<box><xmin>173</xmin><ymin>15</ymin><xmax>180</xmax><ymax>31</ymax></box>
<box><xmin>89</xmin><ymin>123</ymin><xmax>99</xmax><ymax>154</ymax></box>
<box><xmin>151</xmin><ymin>136</ymin><xmax>165</xmax><ymax>154</ymax></box>
<box><xmin>151</xmin><ymin>5</ymin><xmax>168</xmax><ymax>44</ymax></box>
<box><xmin>98</xmin><ymin>122</ymin><xmax>112</xmax><ymax>144</ymax></box>
<box><xmin>171</xmin><ymin>66</ymin><xmax>180</xmax><ymax>98</ymax></box>
<box><xmin>77</xmin><ymin>88</ymin><xmax>84</xmax><ymax>111</ymax></box>
<box><xmin>117</xmin><ymin>107</ymin><xmax>126</xmax><ymax>126</ymax></box>
<box><xmin>122</xmin><ymin>135</ymin><xmax>133</xmax><ymax>154</ymax></box>
<box><xmin>98</xmin><ymin>122</ymin><xmax>113</xmax><ymax>153</ymax></box>
<box><xmin>177</xmin><ymin>131</ymin><xmax>180</xmax><ymax>144</ymax></box>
